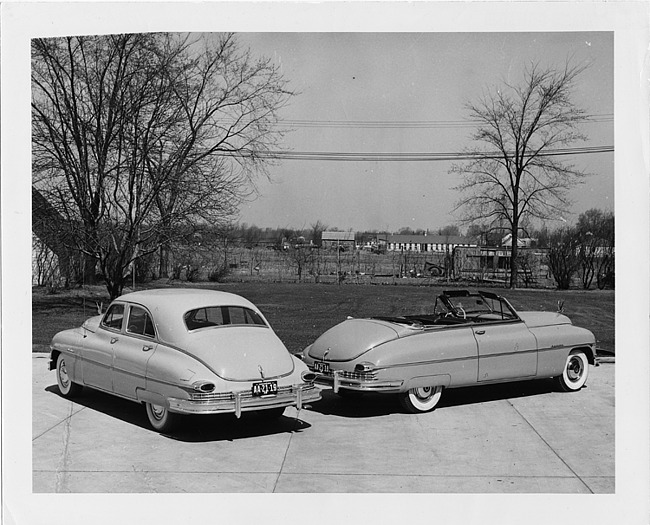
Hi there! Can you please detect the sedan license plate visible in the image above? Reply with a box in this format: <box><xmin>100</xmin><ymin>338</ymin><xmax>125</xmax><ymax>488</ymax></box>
<box><xmin>314</xmin><ymin>361</ymin><xmax>330</xmax><ymax>374</ymax></box>
<box><xmin>252</xmin><ymin>381</ymin><xmax>278</xmax><ymax>397</ymax></box>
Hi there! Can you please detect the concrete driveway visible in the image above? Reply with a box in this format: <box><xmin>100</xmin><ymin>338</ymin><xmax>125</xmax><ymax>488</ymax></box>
<box><xmin>32</xmin><ymin>354</ymin><xmax>614</xmax><ymax>494</ymax></box>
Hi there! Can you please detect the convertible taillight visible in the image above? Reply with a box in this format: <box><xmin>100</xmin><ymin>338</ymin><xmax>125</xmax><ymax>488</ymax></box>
<box><xmin>349</xmin><ymin>362</ymin><xmax>378</xmax><ymax>381</ymax></box>
<box><xmin>354</xmin><ymin>362</ymin><xmax>375</xmax><ymax>373</ymax></box>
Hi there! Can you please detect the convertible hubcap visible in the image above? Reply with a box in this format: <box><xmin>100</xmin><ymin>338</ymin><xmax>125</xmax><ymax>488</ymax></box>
<box><xmin>567</xmin><ymin>357</ymin><xmax>584</xmax><ymax>382</ymax></box>
<box><xmin>415</xmin><ymin>386</ymin><xmax>433</xmax><ymax>400</ymax></box>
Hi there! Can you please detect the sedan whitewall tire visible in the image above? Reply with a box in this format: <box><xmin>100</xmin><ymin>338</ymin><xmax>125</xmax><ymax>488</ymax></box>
<box><xmin>399</xmin><ymin>385</ymin><xmax>443</xmax><ymax>413</ymax></box>
<box><xmin>145</xmin><ymin>402</ymin><xmax>178</xmax><ymax>432</ymax></box>
<box><xmin>556</xmin><ymin>350</ymin><xmax>589</xmax><ymax>392</ymax></box>
<box><xmin>56</xmin><ymin>353</ymin><xmax>83</xmax><ymax>398</ymax></box>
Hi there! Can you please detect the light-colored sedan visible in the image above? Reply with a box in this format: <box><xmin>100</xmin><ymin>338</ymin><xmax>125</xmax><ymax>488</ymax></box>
<box><xmin>301</xmin><ymin>290</ymin><xmax>597</xmax><ymax>413</ymax></box>
<box><xmin>49</xmin><ymin>288</ymin><xmax>321</xmax><ymax>432</ymax></box>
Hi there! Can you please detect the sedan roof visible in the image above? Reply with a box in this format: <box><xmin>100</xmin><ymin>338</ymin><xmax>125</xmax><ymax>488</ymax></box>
<box><xmin>115</xmin><ymin>289</ymin><xmax>263</xmax><ymax>344</ymax></box>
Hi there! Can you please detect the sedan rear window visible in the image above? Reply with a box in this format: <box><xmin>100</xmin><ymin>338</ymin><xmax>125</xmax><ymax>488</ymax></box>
<box><xmin>127</xmin><ymin>305</ymin><xmax>156</xmax><ymax>338</ymax></box>
<box><xmin>184</xmin><ymin>306</ymin><xmax>267</xmax><ymax>331</ymax></box>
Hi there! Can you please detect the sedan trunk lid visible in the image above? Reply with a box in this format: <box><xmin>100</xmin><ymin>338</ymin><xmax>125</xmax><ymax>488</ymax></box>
<box><xmin>181</xmin><ymin>327</ymin><xmax>295</xmax><ymax>381</ymax></box>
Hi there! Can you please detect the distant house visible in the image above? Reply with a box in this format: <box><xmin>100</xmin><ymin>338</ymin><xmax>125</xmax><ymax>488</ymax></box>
<box><xmin>321</xmin><ymin>231</ymin><xmax>356</xmax><ymax>250</ymax></box>
<box><xmin>501</xmin><ymin>233</ymin><xmax>536</xmax><ymax>248</ymax></box>
<box><xmin>384</xmin><ymin>234</ymin><xmax>476</xmax><ymax>253</ymax></box>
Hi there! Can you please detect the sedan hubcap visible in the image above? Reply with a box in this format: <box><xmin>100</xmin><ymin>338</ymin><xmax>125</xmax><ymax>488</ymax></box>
<box><xmin>59</xmin><ymin>362</ymin><xmax>70</xmax><ymax>388</ymax></box>
<box><xmin>150</xmin><ymin>405</ymin><xmax>165</xmax><ymax>420</ymax></box>
<box><xmin>567</xmin><ymin>357</ymin><xmax>584</xmax><ymax>382</ymax></box>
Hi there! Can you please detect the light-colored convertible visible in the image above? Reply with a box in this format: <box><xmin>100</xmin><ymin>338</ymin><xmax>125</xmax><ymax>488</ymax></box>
<box><xmin>301</xmin><ymin>290</ymin><xmax>597</xmax><ymax>413</ymax></box>
<box><xmin>50</xmin><ymin>288</ymin><xmax>321</xmax><ymax>432</ymax></box>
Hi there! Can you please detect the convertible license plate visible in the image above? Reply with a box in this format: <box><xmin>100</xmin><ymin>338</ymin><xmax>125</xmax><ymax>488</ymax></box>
<box><xmin>252</xmin><ymin>381</ymin><xmax>278</xmax><ymax>397</ymax></box>
<box><xmin>314</xmin><ymin>361</ymin><xmax>330</xmax><ymax>374</ymax></box>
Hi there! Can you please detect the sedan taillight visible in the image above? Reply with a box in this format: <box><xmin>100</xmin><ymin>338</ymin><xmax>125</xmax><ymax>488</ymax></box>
<box><xmin>193</xmin><ymin>381</ymin><xmax>216</xmax><ymax>393</ymax></box>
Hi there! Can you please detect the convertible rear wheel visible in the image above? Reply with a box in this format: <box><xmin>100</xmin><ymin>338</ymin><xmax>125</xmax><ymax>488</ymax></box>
<box><xmin>556</xmin><ymin>350</ymin><xmax>589</xmax><ymax>392</ymax></box>
<box><xmin>399</xmin><ymin>385</ymin><xmax>443</xmax><ymax>413</ymax></box>
<box><xmin>56</xmin><ymin>354</ymin><xmax>82</xmax><ymax>398</ymax></box>
<box><xmin>145</xmin><ymin>402</ymin><xmax>178</xmax><ymax>432</ymax></box>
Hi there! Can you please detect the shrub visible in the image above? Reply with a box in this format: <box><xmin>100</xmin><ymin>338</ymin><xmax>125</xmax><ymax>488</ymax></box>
<box><xmin>208</xmin><ymin>266</ymin><xmax>229</xmax><ymax>282</ymax></box>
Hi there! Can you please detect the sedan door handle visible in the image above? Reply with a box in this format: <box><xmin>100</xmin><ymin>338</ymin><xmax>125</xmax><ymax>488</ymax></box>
<box><xmin>110</xmin><ymin>337</ymin><xmax>119</xmax><ymax>344</ymax></box>
<box><xmin>142</xmin><ymin>345</ymin><xmax>154</xmax><ymax>352</ymax></box>
<box><xmin>474</xmin><ymin>330</ymin><xmax>486</xmax><ymax>335</ymax></box>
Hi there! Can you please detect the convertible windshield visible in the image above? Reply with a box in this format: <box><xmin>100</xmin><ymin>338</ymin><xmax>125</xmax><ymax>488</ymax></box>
<box><xmin>440</xmin><ymin>291</ymin><xmax>518</xmax><ymax>320</ymax></box>
<box><xmin>184</xmin><ymin>306</ymin><xmax>267</xmax><ymax>331</ymax></box>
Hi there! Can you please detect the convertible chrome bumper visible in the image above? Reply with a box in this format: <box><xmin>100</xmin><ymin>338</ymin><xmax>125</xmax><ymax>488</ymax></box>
<box><xmin>312</xmin><ymin>370</ymin><xmax>403</xmax><ymax>393</ymax></box>
<box><xmin>167</xmin><ymin>384</ymin><xmax>321</xmax><ymax>418</ymax></box>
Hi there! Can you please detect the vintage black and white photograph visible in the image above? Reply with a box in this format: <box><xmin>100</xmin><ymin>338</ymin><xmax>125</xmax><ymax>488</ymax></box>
<box><xmin>2</xmin><ymin>2</ymin><xmax>649</xmax><ymax>525</ymax></box>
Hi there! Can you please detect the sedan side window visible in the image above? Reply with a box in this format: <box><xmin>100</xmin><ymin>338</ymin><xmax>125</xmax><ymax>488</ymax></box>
<box><xmin>126</xmin><ymin>306</ymin><xmax>156</xmax><ymax>338</ymax></box>
<box><xmin>101</xmin><ymin>304</ymin><xmax>125</xmax><ymax>331</ymax></box>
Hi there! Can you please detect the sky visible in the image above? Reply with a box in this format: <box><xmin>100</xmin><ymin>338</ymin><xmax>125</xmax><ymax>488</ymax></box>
<box><xmin>235</xmin><ymin>32</ymin><xmax>614</xmax><ymax>233</ymax></box>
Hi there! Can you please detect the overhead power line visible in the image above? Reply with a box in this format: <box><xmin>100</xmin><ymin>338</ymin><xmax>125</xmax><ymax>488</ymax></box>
<box><xmin>240</xmin><ymin>145</ymin><xmax>614</xmax><ymax>162</ymax></box>
<box><xmin>278</xmin><ymin>113</ymin><xmax>613</xmax><ymax>130</ymax></box>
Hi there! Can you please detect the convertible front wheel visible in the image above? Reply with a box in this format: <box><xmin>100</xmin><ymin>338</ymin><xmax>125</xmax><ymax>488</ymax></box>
<box><xmin>556</xmin><ymin>350</ymin><xmax>589</xmax><ymax>392</ymax></box>
<box><xmin>145</xmin><ymin>402</ymin><xmax>179</xmax><ymax>432</ymax></box>
<box><xmin>56</xmin><ymin>353</ymin><xmax>83</xmax><ymax>398</ymax></box>
<box><xmin>399</xmin><ymin>385</ymin><xmax>443</xmax><ymax>413</ymax></box>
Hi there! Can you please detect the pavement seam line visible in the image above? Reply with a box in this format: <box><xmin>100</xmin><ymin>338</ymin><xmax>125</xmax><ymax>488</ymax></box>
<box><xmin>33</xmin><ymin>404</ymin><xmax>87</xmax><ymax>441</ymax></box>
<box><xmin>272</xmin><ymin>412</ymin><xmax>301</xmax><ymax>492</ymax></box>
<box><xmin>54</xmin><ymin>403</ymin><xmax>75</xmax><ymax>493</ymax></box>
<box><xmin>506</xmin><ymin>399</ymin><xmax>594</xmax><ymax>494</ymax></box>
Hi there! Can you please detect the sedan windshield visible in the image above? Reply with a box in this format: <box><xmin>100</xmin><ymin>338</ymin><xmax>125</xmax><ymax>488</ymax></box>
<box><xmin>184</xmin><ymin>306</ymin><xmax>267</xmax><ymax>331</ymax></box>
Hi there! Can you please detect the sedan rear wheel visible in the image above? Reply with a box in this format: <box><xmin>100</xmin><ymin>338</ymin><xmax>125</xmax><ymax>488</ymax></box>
<box><xmin>399</xmin><ymin>385</ymin><xmax>443</xmax><ymax>413</ymax></box>
<box><xmin>145</xmin><ymin>402</ymin><xmax>178</xmax><ymax>432</ymax></box>
<box><xmin>56</xmin><ymin>353</ymin><xmax>82</xmax><ymax>398</ymax></box>
<box><xmin>556</xmin><ymin>350</ymin><xmax>589</xmax><ymax>392</ymax></box>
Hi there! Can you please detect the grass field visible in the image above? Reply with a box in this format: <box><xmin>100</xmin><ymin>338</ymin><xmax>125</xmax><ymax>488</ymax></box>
<box><xmin>32</xmin><ymin>281</ymin><xmax>615</xmax><ymax>356</ymax></box>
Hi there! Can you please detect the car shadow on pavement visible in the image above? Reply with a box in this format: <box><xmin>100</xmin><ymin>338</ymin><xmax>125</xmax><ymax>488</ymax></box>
<box><xmin>44</xmin><ymin>385</ymin><xmax>312</xmax><ymax>442</ymax></box>
<box><xmin>308</xmin><ymin>378</ymin><xmax>560</xmax><ymax>418</ymax></box>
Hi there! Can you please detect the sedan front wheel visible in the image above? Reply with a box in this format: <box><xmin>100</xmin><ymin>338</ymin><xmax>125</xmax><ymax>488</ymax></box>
<box><xmin>399</xmin><ymin>385</ymin><xmax>443</xmax><ymax>413</ymax></box>
<box><xmin>56</xmin><ymin>353</ymin><xmax>83</xmax><ymax>398</ymax></box>
<box><xmin>145</xmin><ymin>402</ymin><xmax>179</xmax><ymax>432</ymax></box>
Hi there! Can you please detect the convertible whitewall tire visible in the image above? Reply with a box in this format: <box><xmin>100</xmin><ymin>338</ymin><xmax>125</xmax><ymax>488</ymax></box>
<box><xmin>145</xmin><ymin>402</ymin><xmax>179</xmax><ymax>432</ymax></box>
<box><xmin>399</xmin><ymin>385</ymin><xmax>443</xmax><ymax>413</ymax></box>
<box><xmin>56</xmin><ymin>353</ymin><xmax>83</xmax><ymax>398</ymax></box>
<box><xmin>556</xmin><ymin>350</ymin><xmax>590</xmax><ymax>392</ymax></box>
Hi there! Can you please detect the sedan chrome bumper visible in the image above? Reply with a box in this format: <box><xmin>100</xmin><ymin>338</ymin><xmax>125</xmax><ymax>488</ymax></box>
<box><xmin>167</xmin><ymin>384</ymin><xmax>321</xmax><ymax>418</ymax></box>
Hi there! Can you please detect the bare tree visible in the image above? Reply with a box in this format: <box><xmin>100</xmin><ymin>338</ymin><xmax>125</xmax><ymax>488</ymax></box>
<box><xmin>575</xmin><ymin>208</ymin><xmax>614</xmax><ymax>289</ymax></box>
<box><xmin>547</xmin><ymin>226</ymin><xmax>580</xmax><ymax>290</ymax></box>
<box><xmin>284</xmin><ymin>244</ymin><xmax>315</xmax><ymax>282</ymax></box>
<box><xmin>451</xmin><ymin>62</ymin><xmax>589</xmax><ymax>288</ymax></box>
<box><xmin>309</xmin><ymin>220</ymin><xmax>328</xmax><ymax>248</ymax></box>
<box><xmin>148</xmin><ymin>34</ymin><xmax>293</xmax><ymax>277</ymax></box>
<box><xmin>32</xmin><ymin>33</ymin><xmax>293</xmax><ymax>299</ymax></box>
